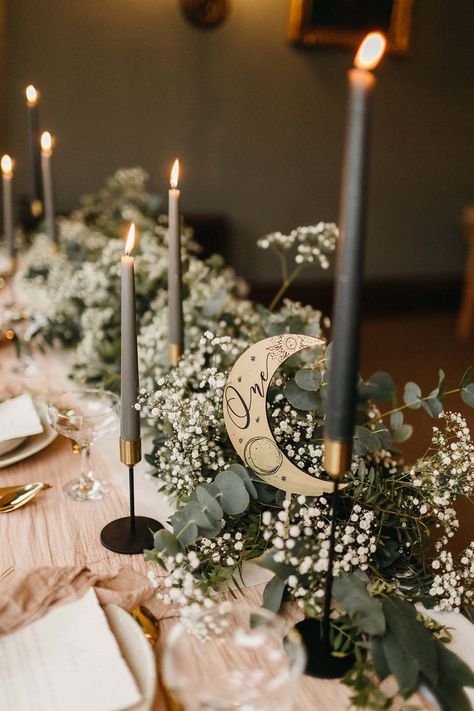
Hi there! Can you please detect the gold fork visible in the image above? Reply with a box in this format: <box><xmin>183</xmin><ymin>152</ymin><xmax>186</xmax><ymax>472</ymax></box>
<box><xmin>0</xmin><ymin>565</ymin><xmax>14</xmax><ymax>580</ymax></box>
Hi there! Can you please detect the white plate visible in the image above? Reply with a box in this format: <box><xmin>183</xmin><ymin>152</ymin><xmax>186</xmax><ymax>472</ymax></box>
<box><xmin>0</xmin><ymin>436</ymin><xmax>27</xmax><ymax>456</ymax></box>
<box><xmin>0</xmin><ymin>414</ymin><xmax>57</xmax><ymax>468</ymax></box>
<box><xmin>103</xmin><ymin>604</ymin><xmax>157</xmax><ymax>711</ymax></box>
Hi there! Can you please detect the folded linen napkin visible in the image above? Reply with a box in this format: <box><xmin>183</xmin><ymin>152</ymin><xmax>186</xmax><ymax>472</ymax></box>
<box><xmin>0</xmin><ymin>565</ymin><xmax>153</xmax><ymax>634</ymax></box>
<box><xmin>0</xmin><ymin>393</ymin><xmax>43</xmax><ymax>442</ymax></box>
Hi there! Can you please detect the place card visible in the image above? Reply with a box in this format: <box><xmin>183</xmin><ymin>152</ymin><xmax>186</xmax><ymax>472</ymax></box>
<box><xmin>0</xmin><ymin>393</ymin><xmax>43</xmax><ymax>442</ymax></box>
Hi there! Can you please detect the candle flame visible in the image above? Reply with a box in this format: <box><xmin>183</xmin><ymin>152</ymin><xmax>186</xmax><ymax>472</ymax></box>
<box><xmin>170</xmin><ymin>159</ymin><xmax>179</xmax><ymax>189</ymax></box>
<box><xmin>1</xmin><ymin>154</ymin><xmax>13</xmax><ymax>177</ymax></box>
<box><xmin>354</xmin><ymin>32</ymin><xmax>386</xmax><ymax>71</ymax></box>
<box><xmin>25</xmin><ymin>84</ymin><xmax>39</xmax><ymax>106</ymax></box>
<box><xmin>41</xmin><ymin>131</ymin><xmax>53</xmax><ymax>154</ymax></box>
<box><xmin>125</xmin><ymin>223</ymin><xmax>136</xmax><ymax>255</ymax></box>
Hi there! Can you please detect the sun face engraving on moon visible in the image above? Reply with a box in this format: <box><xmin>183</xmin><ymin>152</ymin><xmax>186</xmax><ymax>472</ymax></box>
<box><xmin>223</xmin><ymin>334</ymin><xmax>348</xmax><ymax>496</ymax></box>
<box><xmin>244</xmin><ymin>437</ymin><xmax>283</xmax><ymax>476</ymax></box>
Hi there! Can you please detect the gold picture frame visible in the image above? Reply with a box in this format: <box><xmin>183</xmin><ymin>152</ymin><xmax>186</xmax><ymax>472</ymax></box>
<box><xmin>288</xmin><ymin>0</ymin><xmax>414</xmax><ymax>55</ymax></box>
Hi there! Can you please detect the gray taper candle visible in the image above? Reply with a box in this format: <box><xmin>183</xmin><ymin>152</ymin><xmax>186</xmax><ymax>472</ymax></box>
<box><xmin>325</xmin><ymin>34</ymin><xmax>386</xmax><ymax>479</ymax></box>
<box><xmin>168</xmin><ymin>159</ymin><xmax>184</xmax><ymax>366</ymax></box>
<box><xmin>120</xmin><ymin>223</ymin><xmax>141</xmax><ymax>443</ymax></box>
<box><xmin>1</xmin><ymin>155</ymin><xmax>14</xmax><ymax>260</ymax></box>
<box><xmin>40</xmin><ymin>132</ymin><xmax>58</xmax><ymax>244</ymax></box>
<box><xmin>25</xmin><ymin>85</ymin><xmax>43</xmax><ymax>216</ymax></box>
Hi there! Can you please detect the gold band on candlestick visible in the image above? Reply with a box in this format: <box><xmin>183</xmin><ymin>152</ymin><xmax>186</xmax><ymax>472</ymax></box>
<box><xmin>1</xmin><ymin>256</ymin><xmax>16</xmax><ymax>276</ymax></box>
<box><xmin>168</xmin><ymin>343</ymin><xmax>183</xmax><ymax>368</ymax></box>
<box><xmin>119</xmin><ymin>437</ymin><xmax>142</xmax><ymax>467</ymax></box>
<box><xmin>31</xmin><ymin>199</ymin><xmax>43</xmax><ymax>218</ymax></box>
<box><xmin>324</xmin><ymin>438</ymin><xmax>352</xmax><ymax>479</ymax></box>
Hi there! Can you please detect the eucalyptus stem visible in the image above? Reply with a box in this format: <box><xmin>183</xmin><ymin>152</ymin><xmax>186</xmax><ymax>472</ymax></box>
<box><xmin>365</xmin><ymin>388</ymin><xmax>462</xmax><ymax>427</ymax></box>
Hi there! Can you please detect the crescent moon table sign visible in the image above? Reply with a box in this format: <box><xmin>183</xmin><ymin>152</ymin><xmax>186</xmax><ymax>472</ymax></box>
<box><xmin>223</xmin><ymin>334</ymin><xmax>347</xmax><ymax>497</ymax></box>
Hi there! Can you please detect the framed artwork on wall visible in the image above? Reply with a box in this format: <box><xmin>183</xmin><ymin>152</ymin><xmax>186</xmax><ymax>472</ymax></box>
<box><xmin>288</xmin><ymin>0</ymin><xmax>414</xmax><ymax>55</ymax></box>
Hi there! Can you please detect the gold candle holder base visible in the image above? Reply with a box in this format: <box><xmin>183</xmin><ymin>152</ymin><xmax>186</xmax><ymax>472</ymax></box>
<box><xmin>168</xmin><ymin>343</ymin><xmax>183</xmax><ymax>368</ymax></box>
<box><xmin>119</xmin><ymin>438</ymin><xmax>142</xmax><ymax>467</ymax></box>
<box><xmin>323</xmin><ymin>438</ymin><xmax>352</xmax><ymax>479</ymax></box>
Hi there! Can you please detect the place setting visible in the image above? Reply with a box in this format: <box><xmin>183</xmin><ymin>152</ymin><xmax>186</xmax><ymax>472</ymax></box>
<box><xmin>1</xmin><ymin>4</ymin><xmax>474</xmax><ymax>711</ymax></box>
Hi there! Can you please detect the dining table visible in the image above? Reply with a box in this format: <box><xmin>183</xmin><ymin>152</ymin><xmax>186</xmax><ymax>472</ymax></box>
<box><xmin>0</xmin><ymin>338</ymin><xmax>470</xmax><ymax>711</ymax></box>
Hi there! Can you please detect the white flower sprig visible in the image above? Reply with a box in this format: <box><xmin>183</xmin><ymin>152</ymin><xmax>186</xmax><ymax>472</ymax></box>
<box><xmin>258</xmin><ymin>223</ymin><xmax>338</xmax><ymax>312</ymax></box>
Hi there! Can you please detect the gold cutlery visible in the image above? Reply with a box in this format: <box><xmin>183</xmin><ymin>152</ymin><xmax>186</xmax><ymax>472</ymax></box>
<box><xmin>131</xmin><ymin>605</ymin><xmax>161</xmax><ymax>645</ymax></box>
<box><xmin>0</xmin><ymin>482</ymin><xmax>52</xmax><ymax>513</ymax></box>
<box><xmin>0</xmin><ymin>565</ymin><xmax>14</xmax><ymax>579</ymax></box>
<box><xmin>131</xmin><ymin>605</ymin><xmax>183</xmax><ymax>711</ymax></box>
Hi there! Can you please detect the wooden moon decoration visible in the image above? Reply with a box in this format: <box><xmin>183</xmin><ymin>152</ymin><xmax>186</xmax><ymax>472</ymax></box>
<box><xmin>223</xmin><ymin>334</ymin><xmax>348</xmax><ymax>496</ymax></box>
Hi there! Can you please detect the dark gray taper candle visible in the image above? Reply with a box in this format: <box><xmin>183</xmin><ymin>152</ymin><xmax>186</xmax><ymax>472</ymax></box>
<box><xmin>168</xmin><ymin>159</ymin><xmax>184</xmax><ymax>366</ymax></box>
<box><xmin>1</xmin><ymin>155</ymin><xmax>14</xmax><ymax>260</ymax></box>
<box><xmin>26</xmin><ymin>85</ymin><xmax>43</xmax><ymax>216</ymax></box>
<box><xmin>325</xmin><ymin>34</ymin><xmax>386</xmax><ymax>479</ymax></box>
<box><xmin>40</xmin><ymin>132</ymin><xmax>58</xmax><ymax>244</ymax></box>
<box><xmin>120</xmin><ymin>224</ymin><xmax>140</xmax><ymax>442</ymax></box>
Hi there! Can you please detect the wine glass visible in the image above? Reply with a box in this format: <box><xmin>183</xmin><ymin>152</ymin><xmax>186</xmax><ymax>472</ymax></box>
<box><xmin>162</xmin><ymin>602</ymin><xmax>306</xmax><ymax>711</ymax></box>
<box><xmin>48</xmin><ymin>389</ymin><xmax>119</xmax><ymax>502</ymax></box>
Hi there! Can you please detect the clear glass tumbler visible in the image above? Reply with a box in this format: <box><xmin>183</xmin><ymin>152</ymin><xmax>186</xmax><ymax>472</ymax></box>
<box><xmin>48</xmin><ymin>389</ymin><xmax>119</xmax><ymax>501</ymax></box>
<box><xmin>162</xmin><ymin>602</ymin><xmax>306</xmax><ymax>711</ymax></box>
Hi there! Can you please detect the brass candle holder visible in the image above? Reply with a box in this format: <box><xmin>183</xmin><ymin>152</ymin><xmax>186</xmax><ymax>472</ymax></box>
<box><xmin>100</xmin><ymin>437</ymin><xmax>163</xmax><ymax>555</ymax></box>
<box><xmin>168</xmin><ymin>343</ymin><xmax>183</xmax><ymax>368</ymax></box>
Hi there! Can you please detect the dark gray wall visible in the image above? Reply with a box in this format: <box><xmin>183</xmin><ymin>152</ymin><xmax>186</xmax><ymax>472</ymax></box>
<box><xmin>5</xmin><ymin>0</ymin><xmax>474</xmax><ymax>283</ymax></box>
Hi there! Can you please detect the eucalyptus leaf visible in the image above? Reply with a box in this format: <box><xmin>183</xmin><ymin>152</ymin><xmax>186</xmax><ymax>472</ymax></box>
<box><xmin>183</xmin><ymin>500</ymin><xmax>216</xmax><ymax>529</ymax></box>
<box><xmin>437</xmin><ymin>369</ymin><xmax>446</xmax><ymax>402</ymax></box>
<box><xmin>460</xmin><ymin>366</ymin><xmax>474</xmax><ymax>389</ymax></box>
<box><xmin>427</xmin><ymin>638</ymin><xmax>474</xmax><ymax>711</ymax></box>
<box><xmin>390</xmin><ymin>410</ymin><xmax>403</xmax><ymax>430</ymax></box>
<box><xmin>295</xmin><ymin>368</ymin><xmax>321</xmax><ymax>391</ymax></box>
<box><xmin>332</xmin><ymin>574</ymin><xmax>385</xmax><ymax>636</ymax></box>
<box><xmin>355</xmin><ymin>426</ymin><xmax>382</xmax><ymax>453</ymax></box>
<box><xmin>392</xmin><ymin>424</ymin><xmax>414</xmax><ymax>443</ymax></box>
<box><xmin>461</xmin><ymin>383</ymin><xmax>474</xmax><ymax>407</ymax></box>
<box><xmin>254</xmin><ymin>481</ymin><xmax>279</xmax><ymax>504</ymax></box>
<box><xmin>373</xmin><ymin>425</ymin><xmax>392</xmax><ymax>450</ymax></box>
<box><xmin>421</xmin><ymin>395</ymin><xmax>443</xmax><ymax>418</ymax></box>
<box><xmin>360</xmin><ymin>372</ymin><xmax>396</xmax><ymax>401</ymax></box>
<box><xmin>153</xmin><ymin>529</ymin><xmax>180</xmax><ymax>556</ymax></box>
<box><xmin>262</xmin><ymin>574</ymin><xmax>286</xmax><ymax>613</ymax></box>
<box><xmin>382</xmin><ymin>597</ymin><xmax>438</xmax><ymax>687</ymax></box>
<box><xmin>170</xmin><ymin>510</ymin><xmax>199</xmax><ymax>546</ymax></box>
<box><xmin>382</xmin><ymin>629</ymin><xmax>420</xmax><ymax>696</ymax></box>
<box><xmin>403</xmin><ymin>382</ymin><xmax>422</xmax><ymax>409</ymax></box>
<box><xmin>284</xmin><ymin>381</ymin><xmax>321</xmax><ymax>411</ymax></box>
<box><xmin>227</xmin><ymin>463</ymin><xmax>258</xmax><ymax>499</ymax></box>
<box><xmin>353</xmin><ymin>439</ymin><xmax>368</xmax><ymax>456</ymax></box>
<box><xmin>195</xmin><ymin>485</ymin><xmax>224</xmax><ymax>525</ymax></box>
<box><xmin>214</xmin><ymin>471</ymin><xmax>250</xmax><ymax>515</ymax></box>
<box><xmin>370</xmin><ymin>636</ymin><xmax>390</xmax><ymax>680</ymax></box>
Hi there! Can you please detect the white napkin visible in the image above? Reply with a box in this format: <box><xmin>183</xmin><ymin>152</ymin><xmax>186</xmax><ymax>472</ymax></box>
<box><xmin>0</xmin><ymin>393</ymin><xmax>44</xmax><ymax>442</ymax></box>
<box><xmin>0</xmin><ymin>588</ymin><xmax>142</xmax><ymax>711</ymax></box>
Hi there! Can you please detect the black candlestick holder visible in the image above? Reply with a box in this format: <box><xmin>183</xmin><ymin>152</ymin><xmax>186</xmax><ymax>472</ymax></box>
<box><xmin>296</xmin><ymin>440</ymin><xmax>354</xmax><ymax>678</ymax></box>
<box><xmin>100</xmin><ymin>438</ymin><xmax>163</xmax><ymax>555</ymax></box>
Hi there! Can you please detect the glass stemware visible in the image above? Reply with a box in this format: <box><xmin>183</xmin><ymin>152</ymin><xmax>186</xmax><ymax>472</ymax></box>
<box><xmin>48</xmin><ymin>389</ymin><xmax>119</xmax><ymax>502</ymax></box>
<box><xmin>162</xmin><ymin>603</ymin><xmax>306</xmax><ymax>711</ymax></box>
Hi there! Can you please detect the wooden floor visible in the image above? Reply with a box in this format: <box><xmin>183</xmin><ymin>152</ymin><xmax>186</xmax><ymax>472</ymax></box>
<box><xmin>361</xmin><ymin>312</ymin><xmax>473</xmax><ymax>554</ymax></box>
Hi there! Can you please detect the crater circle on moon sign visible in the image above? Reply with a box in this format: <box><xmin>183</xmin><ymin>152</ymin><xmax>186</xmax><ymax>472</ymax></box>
<box><xmin>223</xmin><ymin>334</ymin><xmax>348</xmax><ymax>496</ymax></box>
<box><xmin>244</xmin><ymin>437</ymin><xmax>283</xmax><ymax>476</ymax></box>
